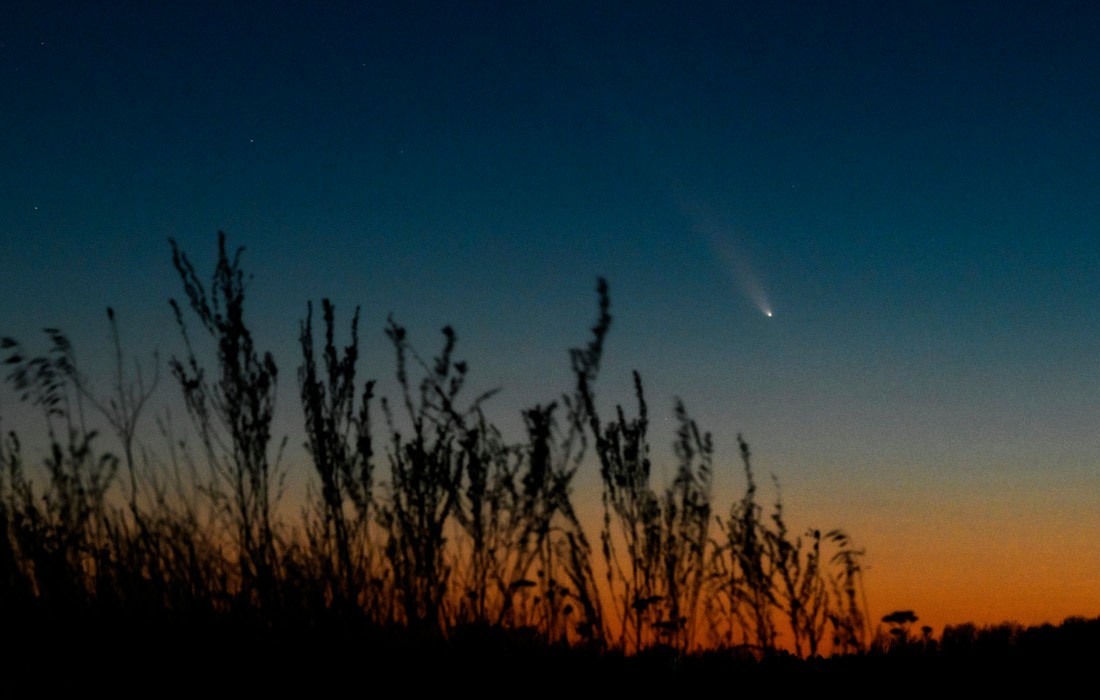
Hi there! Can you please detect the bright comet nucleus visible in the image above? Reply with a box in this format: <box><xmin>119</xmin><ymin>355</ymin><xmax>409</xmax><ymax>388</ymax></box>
<box><xmin>765</xmin><ymin>310</ymin><xmax>773</xmax><ymax>317</ymax></box>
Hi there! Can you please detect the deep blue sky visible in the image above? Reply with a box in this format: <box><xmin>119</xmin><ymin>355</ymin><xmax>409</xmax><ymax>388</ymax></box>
<box><xmin>4</xmin><ymin>2</ymin><xmax>1100</xmax><ymax>627</ymax></box>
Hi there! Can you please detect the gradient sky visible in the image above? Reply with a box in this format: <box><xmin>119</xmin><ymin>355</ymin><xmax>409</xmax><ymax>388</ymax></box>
<box><xmin>4</xmin><ymin>1</ymin><xmax>1100</xmax><ymax>635</ymax></box>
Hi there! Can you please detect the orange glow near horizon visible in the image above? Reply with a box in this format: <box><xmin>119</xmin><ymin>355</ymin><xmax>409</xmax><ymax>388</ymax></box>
<box><xmin>795</xmin><ymin>486</ymin><xmax>1100</xmax><ymax>638</ymax></box>
<box><xmin>12</xmin><ymin>407</ymin><xmax>1098</xmax><ymax>652</ymax></box>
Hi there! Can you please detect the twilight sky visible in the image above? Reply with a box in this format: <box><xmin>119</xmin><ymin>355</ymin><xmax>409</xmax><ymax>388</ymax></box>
<box><xmin>4</xmin><ymin>1</ymin><xmax>1100</xmax><ymax>633</ymax></box>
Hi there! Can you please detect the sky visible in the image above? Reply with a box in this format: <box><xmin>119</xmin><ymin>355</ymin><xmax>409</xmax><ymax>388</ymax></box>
<box><xmin>3</xmin><ymin>1</ymin><xmax>1100</xmax><ymax>635</ymax></box>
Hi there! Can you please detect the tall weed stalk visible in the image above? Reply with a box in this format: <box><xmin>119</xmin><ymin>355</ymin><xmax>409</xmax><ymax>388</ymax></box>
<box><xmin>298</xmin><ymin>298</ymin><xmax>383</xmax><ymax>622</ymax></box>
<box><xmin>168</xmin><ymin>232</ymin><xmax>287</xmax><ymax>606</ymax></box>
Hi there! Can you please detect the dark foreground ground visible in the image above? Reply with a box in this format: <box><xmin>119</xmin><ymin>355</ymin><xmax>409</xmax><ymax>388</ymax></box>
<box><xmin>5</xmin><ymin>614</ymin><xmax>1098</xmax><ymax>695</ymax></box>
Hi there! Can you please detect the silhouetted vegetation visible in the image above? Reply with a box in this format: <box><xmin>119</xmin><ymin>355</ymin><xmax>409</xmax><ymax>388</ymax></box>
<box><xmin>3</xmin><ymin>232</ymin><xmax>1094</xmax><ymax>686</ymax></box>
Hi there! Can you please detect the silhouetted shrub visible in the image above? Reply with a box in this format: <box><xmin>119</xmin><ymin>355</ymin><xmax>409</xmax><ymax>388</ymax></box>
<box><xmin>0</xmin><ymin>232</ymin><xmax>884</xmax><ymax>669</ymax></box>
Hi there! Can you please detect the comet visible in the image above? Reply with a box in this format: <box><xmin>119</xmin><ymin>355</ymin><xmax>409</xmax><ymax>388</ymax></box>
<box><xmin>688</xmin><ymin>208</ymin><xmax>773</xmax><ymax>317</ymax></box>
<box><xmin>667</xmin><ymin>189</ymin><xmax>774</xmax><ymax>318</ymax></box>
